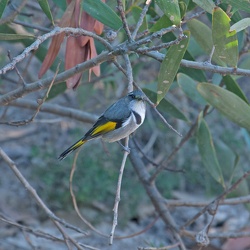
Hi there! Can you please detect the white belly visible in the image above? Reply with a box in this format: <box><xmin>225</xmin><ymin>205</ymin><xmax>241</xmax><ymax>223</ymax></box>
<box><xmin>102</xmin><ymin>101</ymin><xmax>146</xmax><ymax>142</ymax></box>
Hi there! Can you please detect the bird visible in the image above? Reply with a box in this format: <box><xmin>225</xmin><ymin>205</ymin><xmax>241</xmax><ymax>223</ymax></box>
<box><xmin>58</xmin><ymin>89</ymin><xmax>147</xmax><ymax>160</ymax></box>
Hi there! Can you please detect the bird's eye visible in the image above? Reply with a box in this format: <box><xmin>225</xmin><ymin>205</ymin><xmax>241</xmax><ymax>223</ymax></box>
<box><xmin>130</xmin><ymin>94</ymin><xmax>136</xmax><ymax>99</ymax></box>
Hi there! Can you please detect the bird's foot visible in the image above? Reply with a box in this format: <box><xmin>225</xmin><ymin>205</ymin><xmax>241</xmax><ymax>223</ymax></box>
<box><xmin>117</xmin><ymin>141</ymin><xmax>130</xmax><ymax>154</ymax></box>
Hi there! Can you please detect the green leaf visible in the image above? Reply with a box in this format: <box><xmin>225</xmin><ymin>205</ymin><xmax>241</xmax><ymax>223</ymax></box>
<box><xmin>179</xmin><ymin>1</ymin><xmax>187</xmax><ymax>19</ymax></box>
<box><xmin>177</xmin><ymin>73</ymin><xmax>206</xmax><ymax>105</ymax></box>
<box><xmin>155</xmin><ymin>0</ymin><xmax>181</xmax><ymax>26</ymax></box>
<box><xmin>143</xmin><ymin>88</ymin><xmax>189</xmax><ymax>121</ymax></box>
<box><xmin>149</xmin><ymin>14</ymin><xmax>172</xmax><ymax>32</ymax></box>
<box><xmin>230</xmin><ymin>18</ymin><xmax>250</xmax><ymax>33</ymax></box>
<box><xmin>197</xmin><ymin>116</ymin><xmax>225</xmax><ymax>187</ymax></box>
<box><xmin>0</xmin><ymin>0</ymin><xmax>8</xmax><ymax>18</ymax></box>
<box><xmin>197</xmin><ymin>83</ymin><xmax>250</xmax><ymax>130</ymax></box>
<box><xmin>82</xmin><ymin>0</ymin><xmax>122</xmax><ymax>30</ymax></box>
<box><xmin>187</xmin><ymin>19</ymin><xmax>225</xmax><ymax>65</ymax></box>
<box><xmin>48</xmin><ymin>83</ymin><xmax>67</xmax><ymax>100</ymax></box>
<box><xmin>157</xmin><ymin>31</ymin><xmax>190</xmax><ymax>104</ymax></box>
<box><xmin>223</xmin><ymin>75</ymin><xmax>249</xmax><ymax>104</ymax></box>
<box><xmin>214</xmin><ymin>140</ymin><xmax>238</xmax><ymax>183</ymax></box>
<box><xmin>192</xmin><ymin>0</ymin><xmax>215</xmax><ymax>14</ymax></box>
<box><xmin>221</xmin><ymin>0</ymin><xmax>250</xmax><ymax>13</ymax></box>
<box><xmin>37</xmin><ymin>0</ymin><xmax>54</xmax><ymax>25</ymax></box>
<box><xmin>212</xmin><ymin>7</ymin><xmax>238</xmax><ymax>67</ymax></box>
<box><xmin>0</xmin><ymin>33</ymin><xmax>35</xmax><ymax>40</ymax></box>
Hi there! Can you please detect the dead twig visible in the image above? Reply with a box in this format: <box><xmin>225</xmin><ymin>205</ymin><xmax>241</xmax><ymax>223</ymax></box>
<box><xmin>110</xmin><ymin>137</ymin><xmax>130</xmax><ymax>244</ymax></box>
<box><xmin>69</xmin><ymin>150</ymin><xmax>109</xmax><ymax>238</ymax></box>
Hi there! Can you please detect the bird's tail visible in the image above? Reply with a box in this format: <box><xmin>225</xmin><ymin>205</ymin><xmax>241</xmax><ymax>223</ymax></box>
<box><xmin>58</xmin><ymin>139</ymin><xmax>87</xmax><ymax>160</ymax></box>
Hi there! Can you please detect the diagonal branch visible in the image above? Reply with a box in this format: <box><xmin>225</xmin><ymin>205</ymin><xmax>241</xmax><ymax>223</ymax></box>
<box><xmin>0</xmin><ymin>148</ymin><xmax>88</xmax><ymax>238</ymax></box>
<box><xmin>129</xmin><ymin>140</ymin><xmax>187</xmax><ymax>250</ymax></box>
<box><xmin>0</xmin><ymin>26</ymin><xmax>112</xmax><ymax>75</ymax></box>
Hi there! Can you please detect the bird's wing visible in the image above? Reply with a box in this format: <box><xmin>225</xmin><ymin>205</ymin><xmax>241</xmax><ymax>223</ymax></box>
<box><xmin>83</xmin><ymin>99</ymin><xmax>132</xmax><ymax>140</ymax></box>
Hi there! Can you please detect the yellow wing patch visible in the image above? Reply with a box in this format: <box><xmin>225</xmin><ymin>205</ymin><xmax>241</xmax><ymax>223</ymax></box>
<box><xmin>70</xmin><ymin>140</ymin><xmax>86</xmax><ymax>150</ymax></box>
<box><xmin>92</xmin><ymin>121</ymin><xmax>117</xmax><ymax>136</ymax></box>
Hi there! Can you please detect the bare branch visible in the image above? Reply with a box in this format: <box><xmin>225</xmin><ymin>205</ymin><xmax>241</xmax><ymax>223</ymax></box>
<box><xmin>110</xmin><ymin>137</ymin><xmax>130</xmax><ymax>244</ymax></box>
<box><xmin>117</xmin><ymin>0</ymin><xmax>132</xmax><ymax>41</ymax></box>
<box><xmin>0</xmin><ymin>148</ymin><xmax>88</xmax><ymax>237</ymax></box>
<box><xmin>182</xmin><ymin>170</ymin><xmax>250</xmax><ymax>229</ymax></box>
<box><xmin>0</xmin><ymin>27</ymin><xmax>112</xmax><ymax>75</ymax></box>
<box><xmin>69</xmin><ymin>150</ymin><xmax>109</xmax><ymax>238</ymax></box>
<box><xmin>166</xmin><ymin>195</ymin><xmax>250</xmax><ymax>207</ymax></box>
<box><xmin>129</xmin><ymin>140</ymin><xmax>187</xmax><ymax>250</ymax></box>
<box><xmin>146</xmin><ymin>51</ymin><xmax>250</xmax><ymax>76</ymax></box>
<box><xmin>131</xmin><ymin>0</ymin><xmax>152</xmax><ymax>40</ymax></box>
<box><xmin>9</xmin><ymin>99</ymin><xmax>98</xmax><ymax>123</ymax></box>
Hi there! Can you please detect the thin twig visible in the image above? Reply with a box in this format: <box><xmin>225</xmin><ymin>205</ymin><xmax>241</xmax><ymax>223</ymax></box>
<box><xmin>110</xmin><ymin>137</ymin><xmax>130</xmax><ymax>244</ymax></box>
<box><xmin>182</xmin><ymin>228</ymin><xmax>250</xmax><ymax>240</ymax></box>
<box><xmin>133</xmin><ymin>138</ymin><xmax>185</xmax><ymax>173</ymax></box>
<box><xmin>7</xmin><ymin>50</ymin><xmax>27</xmax><ymax>87</ymax></box>
<box><xmin>0</xmin><ymin>148</ymin><xmax>88</xmax><ymax>237</ymax></box>
<box><xmin>148</xmin><ymin>104</ymin><xmax>211</xmax><ymax>183</ymax></box>
<box><xmin>181</xmin><ymin>170</ymin><xmax>250</xmax><ymax>229</ymax></box>
<box><xmin>0</xmin><ymin>26</ymin><xmax>112</xmax><ymax>75</ymax></box>
<box><xmin>0</xmin><ymin>0</ymin><xmax>28</xmax><ymax>25</ymax></box>
<box><xmin>138</xmin><ymin>242</ymin><xmax>180</xmax><ymax>250</ymax></box>
<box><xmin>13</xmin><ymin>19</ymin><xmax>51</xmax><ymax>32</ymax></box>
<box><xmin>0</xmin><ymin>50</ymin><xmax>113</xmax><ymax>106</ymax></box>
<box><xmin>117</xmin><ymin>0</ymin><xmax>132</xmax><ymax>41</ymax></box>
<box><xmin>9</xmin><ymin>99</ymin><xmax>98</xmax><ymax>123</ymax></box>
<box><xmin>131</xmin><ymin>0</ymin><xmax>152</xmax><ymax>40</ymax></box>
<box><xmin>0</xmin><ymin>62</ymin><xmax>60</xmax><ymax>126</ymax></box>
<box><xmin>149</xmin><ymin>122</ymin><xmax>196</xmax><ymax>183</ymax></box>
<box><xmin>0</xmin><ymin>214</ymin><xmax>64</xmax><ymax>242</ymax></box>
<box><xmin>69</xmin><ymin>150</ymin><xmax>109</xmax><ymax>237</ymax></box>
<box><xmin>123</xmin><ymin>54</ymin><xmax>133</xmax><ymax>92</ymax></box>
<box><xmin>136</xmin><ymin>34</ymin><xmax>187</xmax><ymax>53</ymax></box>
<box><xmin>116</xmin><ymin>216</ymin><xmax>159</xmax><ymax>239</ymax></box>
<box><xmin>129</xmin><ymin>140</ymin><xmax>187</xmax><ymax>250</ymax></box>
<box><xmin>208</xmin><ymin>45</ymin><xmax>215</xmax><ymax>64</ymax></box>
<box><xmin>166</xmin><ymin>194</ymin><xmax>250</xmax><ymax>207</ymax></box>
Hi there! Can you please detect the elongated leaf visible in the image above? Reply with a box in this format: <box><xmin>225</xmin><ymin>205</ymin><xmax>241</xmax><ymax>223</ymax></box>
<box><xmin>214</xmin><ymin>140</ymin><xmax>239</xmax><ymax>184</ymax></box>
<box><xmin>37</xmin><ymin>0</ymin><xmax>54</xmax><ymax>25</ymax></box>
<box><xmin>0</xmin><ymin>0</ymin><xmax>8</xmax><ymax>18</ymax></box>
<box><xmin>187</xmin><ymin>19</ymin><xmax>225</xmax><ymax>65</ymax></box>
<box><xmin>143</xmin><ymin>88</ymin><xmax>188</xmax><ymax>121</ymax></box>
<box><xmin>82</xmin><ymin>0</ymin><xmax>122</xmax><ymax>30</ymax></box>
<box><xmin>223</xmin><ymin>75</ymin><xmax>249</xmax><ymax>104</ymax></box>
<box><xmin>177</xmin><ymin>73</ymin><xmax>206</xmax><ymax>105</ymax></box>
<box><xmin>155</xmin><ymin>0</ymin><xmax>181</xmax><ymax>26</ymax></box>
<box><xmin>192</xmin><ymin>0</ymin><xmax>215</xmax><ymax>14</ymax></box>
<box><xmin>48</xmin><ymin>83</ymin><xmax>67</xmax><ymax>100</ymax></box>
<box><xmin>197</xmin><ymin>116</ymin><xmax>225</xmax><ymax>187</ymax></box>
<box><xmin>179</xmin><ymin>1</ymin><xmax>187</xmax><ymax>19</ymax></box>
<box><xmin>0</xmin><ymin>33</ymin><xmax>35</xmax><ymax>40</ymax></box>
<box><xmin>230</xmin><ymin>18</ymin><xmax>250</xmax><ymax>33</ymax></box>
<box><xmin>150</xmin><ymin>14</ymin><xmax>172</xmax><ymax>32</ymax></box>
<box><xmin>221</xmin><ymin>0</ymin><xmax>250</xmax><ymax>13</ymax></box>
<box><xmin>157</xmin><ymin>31</ymin><xmax>190</xmax><ymax>104</ymax></box>
<box><xmin>212</xmin><ymin>7</ymin><xmax>238</xmax><ymax>67</ymax></box>
<box><xmin>197</xmin><ymin>83</ymin><xmax>250</xmax><ymax>130</ymax></box>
